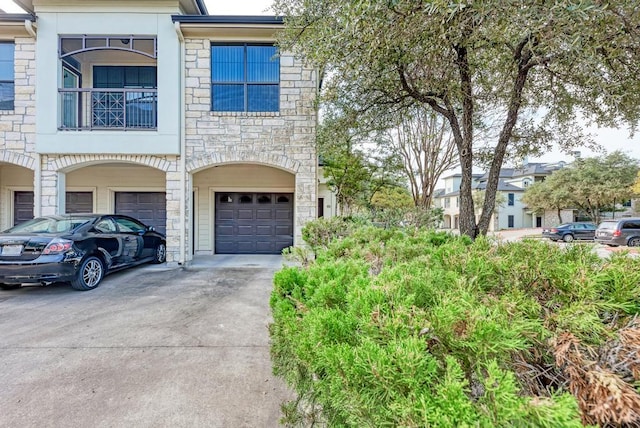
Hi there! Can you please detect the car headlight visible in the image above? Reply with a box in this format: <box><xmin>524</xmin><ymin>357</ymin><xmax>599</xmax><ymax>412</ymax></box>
<box><xmin>42</xmin><ymin>238</ymin><xmax>74</xmax><ymax>255</ymax></box>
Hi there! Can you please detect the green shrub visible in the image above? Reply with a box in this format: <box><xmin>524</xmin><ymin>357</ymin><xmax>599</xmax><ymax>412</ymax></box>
<box><xmin>270</xmin><ymin>226</ymin><xmax>640</xmax><ymax>426</ymax></box>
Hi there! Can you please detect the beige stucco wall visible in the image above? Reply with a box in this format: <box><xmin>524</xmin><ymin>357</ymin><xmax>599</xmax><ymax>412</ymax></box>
<box><xmin>66</xmin><ymin>164</ymin><xmax>166</xmax><ymax>213</ymax></box>
<box><xmin>193</xmin><ymin>164</ymin><xmax>295</xmax><ymax>252</ymax></box>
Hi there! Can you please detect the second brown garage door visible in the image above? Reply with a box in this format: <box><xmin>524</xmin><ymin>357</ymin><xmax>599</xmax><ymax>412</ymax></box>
<box><xmin>215</xmin><ymin>192</ymin><xmax>293</xmax><ymax>254</ymax></box>
<box><xmin>115</xmin><ymin>192</ymin><xmax>166</xmax><ymax>234</ymax></box>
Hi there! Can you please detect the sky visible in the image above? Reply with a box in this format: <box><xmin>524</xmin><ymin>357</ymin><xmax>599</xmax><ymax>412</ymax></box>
<box><xmin>1</xmin><ymin>0</ymin><xmax>638</xmax><ymax>164</ymax></box>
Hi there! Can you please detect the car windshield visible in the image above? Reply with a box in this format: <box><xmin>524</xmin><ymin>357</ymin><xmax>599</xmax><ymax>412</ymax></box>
<box><xmin>4</xmin><ymin>217</ymin><xmax>95</xmax><ymax>234</ymax></box>
<box><xmin>598</xmin><ymin>222</ymin><xmax>617</xmax><ymax>230</ymax></box>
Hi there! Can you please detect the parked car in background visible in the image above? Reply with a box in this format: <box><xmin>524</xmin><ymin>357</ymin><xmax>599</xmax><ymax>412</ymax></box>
<box><xmin>542</xmin><ymin>222</ymin><xmax>597</xmax><ymax>242</ymax></box>
<box><xmin>595</xmin><ymin>218</ymin><xmax>640</xmax><ymax>247</ymax></box>
<box><xmin>0</xmin><ymin>214</ymin><xmax>166</xmax><ymax>291</ymax></box>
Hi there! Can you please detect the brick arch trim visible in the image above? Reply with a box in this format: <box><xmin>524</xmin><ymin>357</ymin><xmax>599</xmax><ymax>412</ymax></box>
<box><xmin>52</xmin><ymin>154</ymin><xmax>173</xmax><ymax>172</ymax></box>
<box><xmin>0</xmin><ymin>151</ymin><xmax>36</xmax><ymax>170</ymax></box>
<box><xmin>187</xmin><ymin>151</ymin><xmax>301</xmax><ymax>174</ymax></box>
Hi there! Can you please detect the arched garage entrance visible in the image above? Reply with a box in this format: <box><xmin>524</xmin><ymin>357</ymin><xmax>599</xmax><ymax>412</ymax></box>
<box><xmin>0</xmin><ymin>162</ymin><xmax>34</xmax><ymax>228</ymax></box>
<box><xmin>65</xmin><ymin>163</ymin><xmax>167</xmax><ymax>233</ymax></box>
<box><xmin>193</xmin><ymin>164</ymin><xmax>295</xmax><ymax>255</ymax></box>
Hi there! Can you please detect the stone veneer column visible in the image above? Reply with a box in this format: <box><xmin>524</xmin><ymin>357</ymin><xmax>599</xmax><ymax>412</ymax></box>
<box><xmin>39</xmin><ymin>155</ymin><xmax>58</xmax><ymax>216</ymax></box>
<box><xmin>164</xmin><ymin>159</ymin><xmax>182</xmax><ymax>265</ymax></box>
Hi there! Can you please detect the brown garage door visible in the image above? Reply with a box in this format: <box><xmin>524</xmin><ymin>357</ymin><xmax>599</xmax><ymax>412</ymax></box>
<box><xmin>66</xmin><ymin>192</ymin><xmax>93</xmax><ymax>213</ymax></box>
<box><xmin>215</xmin><ymin>192</ymin><xmax>293</xmax><ymax>254</ymax></box>
<box><xmin>115</xmin><ymin>192</ymin><xmax>166</xmax><ymax>234</ymax></box>
<box><xmin>13</xmin><ymin>191</ymin><xmax>34</xmax><ymax>225</ymax></box>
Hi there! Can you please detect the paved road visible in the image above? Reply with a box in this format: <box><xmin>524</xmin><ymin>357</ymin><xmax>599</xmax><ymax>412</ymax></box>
<box><xmin>0</xmin><ymin>259</ymin><xmax>292</xmax><ymax>428</ymax></box>
<box><xmin>493</xmin><ymin>227</ymin><xmax>638</xmax><ymax>258</ymax></box>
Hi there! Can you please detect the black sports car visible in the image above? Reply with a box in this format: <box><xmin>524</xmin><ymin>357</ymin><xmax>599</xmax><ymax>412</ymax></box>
<box><xmin>0</xmin><ymin>214</ymin><xmax>166</xmax><ymax>291</ymax></box>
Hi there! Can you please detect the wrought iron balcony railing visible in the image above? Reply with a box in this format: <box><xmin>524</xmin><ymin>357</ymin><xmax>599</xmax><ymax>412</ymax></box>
<box><xmin>58</xmin><ymin>88</ymin><xmax>158</xmax><ymax>131</ymax></box>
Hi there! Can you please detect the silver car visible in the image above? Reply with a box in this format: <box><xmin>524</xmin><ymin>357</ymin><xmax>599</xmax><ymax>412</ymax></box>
<box><xmin>595</xmin><ymin>218</ymin><xmax>640</xmax><ymax>247</ymax></box>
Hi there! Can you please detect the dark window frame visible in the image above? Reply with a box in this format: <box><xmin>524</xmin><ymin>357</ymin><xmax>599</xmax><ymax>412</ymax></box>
<box><xmin>508</xmin><ymin>215</ymin><xmax>515</xmax><ymax>228</ymax></box>
<box><xmin>0</xmin><ymin>42</ymin><xmax>15</xmax><ymax>110</ymax></box>
<box><xmin>508</xmin><ymin>193</ymin><xmax>515</xmax><ymax>206</ymax></box>
<box><xmin>210</xmin><ymin>43</ymin><xmax>280</xmax><ymax>113</ymax></box>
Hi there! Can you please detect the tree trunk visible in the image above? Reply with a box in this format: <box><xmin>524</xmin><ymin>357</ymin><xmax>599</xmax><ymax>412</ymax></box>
<box><xmin>454</xmin><ymin>44</ymin><xmax>478</xmax><ymax>238</ymax></box>
<box><xmin>477</xmin><ymin>40</ymin><xmax>534</xmax><ymax>235</ymax></box>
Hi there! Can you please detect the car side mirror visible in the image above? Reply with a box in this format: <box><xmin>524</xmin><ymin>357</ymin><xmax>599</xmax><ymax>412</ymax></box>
<box><xmin>147</xmin><ymin>226</ymin><xmax>155</xmax><ymax>232</ymax></box>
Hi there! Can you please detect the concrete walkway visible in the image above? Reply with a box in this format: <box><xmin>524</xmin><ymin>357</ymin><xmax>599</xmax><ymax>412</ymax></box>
<box><xmin>0</xmin><ymin>257</ymin><xmax>293</xmax><ymax>428</ymax></box>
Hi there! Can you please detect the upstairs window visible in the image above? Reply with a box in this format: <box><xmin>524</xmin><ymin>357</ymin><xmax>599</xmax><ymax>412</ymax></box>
<box><xmin>211</xmin><ymin>44</ymin><xmax>279</xmax><ymax>112</ymax></box>
<box><xmin>0</xmin><ymin>43</ymin><xmax>14</xmax><ymax>110</ymax></box>
<box><xmin>508</xmin><ymin>193</ymin><xmax>515</xmax><ymax>206</ymax></box>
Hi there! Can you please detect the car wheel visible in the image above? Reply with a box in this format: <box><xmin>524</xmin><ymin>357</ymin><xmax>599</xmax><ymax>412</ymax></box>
<box><xmin>71</xmin><ymin>256</ymin><xmax>104</xmax><ymax>291</ymax></box>
<box><xmin>152</xmin><ymin>242</ymin><xmax>166</xmax><ymax>264</ymax></box>
<box><xmin>562</xmin><ymin>234</ymin><xmax>574</xmax><ymax>243</ymax></box>
<box><xmin>628</xmin><ymin>237</ymin><xmax>640</xmax><ymax>247</ymax></box>
<box><xmin>0</xmin><ymin>284</ymin><xmax>21</xmax><ymax>290</ymax></box>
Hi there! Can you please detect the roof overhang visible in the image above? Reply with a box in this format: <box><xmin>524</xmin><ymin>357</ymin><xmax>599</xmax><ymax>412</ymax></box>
<box><xmin>0</xmin><ymin>13</ymin><xmax>36</xmax><ymax>38</ymax></box>
<box><xmin>172</xmin><ymin>15</ymin><xmax>283</xmax><ymax>40</ymax></box>
<box><xmin>12</xmin><ymin>0</ymin><xmax>207</xmax><ymax>15</ymax></box>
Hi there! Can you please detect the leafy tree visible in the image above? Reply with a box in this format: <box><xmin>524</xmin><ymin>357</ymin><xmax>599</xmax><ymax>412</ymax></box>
<box><xmin>319</xmin><ymin>112</ymin><xmax>405</xmax><ymax>215</ymax></box>
<box><xmin>388</xmin><ymin>106</ymin><xmax>457</xmax><ymax>209</ymax></box>
<box><xmin>523</xmin><ymin>152</ymin><xmax>638</xmax><ymax>224</ymax></box>
<box><xmin>274</xmin><ymin>0</ymin><xmax>640</xmax><ymax>238</ymax></box>
<box><xmin>370</xmin><ymin>186</ymin><xmax>414</xmax><ymax>212</ymax></box>
<box><xmin>565</xmin><ymin>152</ymin><xmax>639</xmax><ymax>224</ymax></box>
<box><xmin>522</xmin><ymin>175</ymin><xmax>573</xmax><ymax>224</ymax></box>
<box><xmin>631</xmin><ymin>171</ymin><xmax>640</xmax><ymax>195</ymax></box>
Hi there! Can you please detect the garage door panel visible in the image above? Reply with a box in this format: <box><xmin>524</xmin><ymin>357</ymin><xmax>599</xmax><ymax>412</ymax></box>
<box><xmin>275</xmin><ymin>209</ymin><xmax>291</xmax><ymax>220</ymax></box>
<box><xmin>256</xmin><ymin>225</ymin><xmax>273</xmax><ymax>236</ymax></box>
<box><xmin>217</xmin><ymin>225</ymin><xmax>234</xmax><ymax>236</ymax></box>
<box><xmin>217</xmin><ymin>209</ymin><xmax>234</xmax><ymax>220</ymax></box>
<box><xmin>14</xmin><ymin>191</ymin><xmax>34</xmax><ymax>225</ymax></box>
<box><xmin>237</xmin><ymin>241</ymin><xmax>256</xmax><ymax>252</ymax></box>
<box><xmin>275</xmin><ymin>224</ymin><xmax>293</xmax><ymax>235</ymax></box>
<box><xmin>237</xmin><ymin>209</ymin><xmax>254</xmax><ymax>220</ymax></box>
<box><xmin>66</xmin><ymin>192</ymin><xmax>93</xmax><ymax>214</ymax></box>
<box><xmin>115</xmin><ymin>192</ymin><xmax>166</xmax><ymax>235</ymax></box>
<box><xmin>215</xmin><ymin>241</ymin><xmax>235</xmax><ymax>253</ymax></box>
<box><xmin>256</xmin><ymin>242</ymin><xmax>274</xmax><ymax>252</ymax></box>
<box><xmin>256</xmin><ymin>209</ymin><xmax>274</xmax><ymax>220</ymax></box>
<box><xmin>215</xmin><ymin>192</ymin><xmax>293</xmax><ymax>254</ymax></box>
<box><xmin>237</xmin><ymin>225</ymin><xmax>254</xmax><ymax>235</ymax></box>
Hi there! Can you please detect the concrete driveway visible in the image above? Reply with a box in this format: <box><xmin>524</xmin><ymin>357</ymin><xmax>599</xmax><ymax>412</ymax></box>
<box><xmin>0</xmin><ymin>256</ymin><xmax>293</xmax><ymax>428</ymax></box>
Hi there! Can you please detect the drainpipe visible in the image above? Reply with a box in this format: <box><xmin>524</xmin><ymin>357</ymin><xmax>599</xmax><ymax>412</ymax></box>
<box><xmin>24</xmin><ymin>20</ymin><xmax>37</xmax><ymax>39</ymax></box>
<box><xmin>174</xmin><ymin>22</ymin><xmax>186</xmax><ymax>265</ymax></box>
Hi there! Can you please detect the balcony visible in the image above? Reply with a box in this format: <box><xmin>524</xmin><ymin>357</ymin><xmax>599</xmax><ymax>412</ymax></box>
<box><xmin>59</xmin><ymin>88</ymin><xmax>157</xmax><ymax>131</ymax></box>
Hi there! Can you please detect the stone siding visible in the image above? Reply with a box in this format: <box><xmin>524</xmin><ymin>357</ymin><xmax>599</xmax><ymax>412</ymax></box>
<box><xmin>0</xmin><ymin>38</ymin><xmax>36</xmax><ymax>164</ymax></box>
<box><xmin>184</xmin><ymin>39</ymin><xmax>318</xmax><ymax>251</ymax></box>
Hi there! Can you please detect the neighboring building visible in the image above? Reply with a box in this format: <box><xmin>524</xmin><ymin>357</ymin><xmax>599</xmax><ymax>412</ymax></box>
<box><xmin>0</xmin><ymin>1</ymin><xmax>319</xmax><ymax>264</ymax></box>
<box><xmin>434</xmin><ymin>162</ymin><xmax>565</xmax><ymax>230</ymax></box>
<box><xmin>317</xmin><ymin>165</ymin><xmax>338</xmax><ymax>218</ymax></box>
